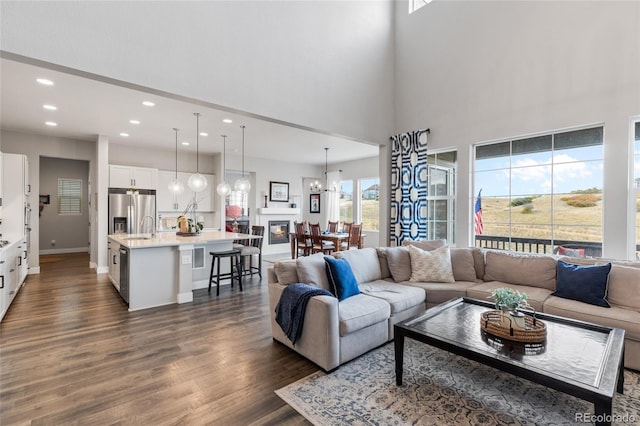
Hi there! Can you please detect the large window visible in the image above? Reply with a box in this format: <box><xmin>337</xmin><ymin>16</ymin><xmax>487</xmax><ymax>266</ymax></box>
<box><xmin>339</xmin><ymin>180</ymin><xmax>353</xmax><ymax>225</ymax></box>
<box><xmin>474</xmin><ymin>126</ymin><xmax>603</xmax><ymax>254</ymax></box>
<box><xmin>426</xmin><ymin>151</ymin><xmax>456</xmax><ymax>243</ymax></box>
<box><xmin>360</xmin><ymin>177</ymin><xmax>380</xmax><ymax>231</ymax></box>
<box><xmin>58</xmin><ymin>178</ymin><xmax>82</xmax><ymax>215</ymax></box>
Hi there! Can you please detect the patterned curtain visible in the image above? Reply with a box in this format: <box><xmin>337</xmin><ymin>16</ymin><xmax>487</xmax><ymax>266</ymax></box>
<box><xmin>390</xmin><ymin>129</ymin><xmax>428</xmax><ymax>246</ymax></box>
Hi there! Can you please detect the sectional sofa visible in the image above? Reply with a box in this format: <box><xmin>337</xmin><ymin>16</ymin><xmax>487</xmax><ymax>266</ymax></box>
<box><xmin>267</xmin><ymin>241</ymin><xmax>640</xmax><ymax>372</ymax></box>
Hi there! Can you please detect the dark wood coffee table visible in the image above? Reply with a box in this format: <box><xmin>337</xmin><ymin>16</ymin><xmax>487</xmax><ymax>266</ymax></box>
<box><xmin>394</xmin><ymin>297</ymin><xmax>625</xmax><ymax>426</ymax></box>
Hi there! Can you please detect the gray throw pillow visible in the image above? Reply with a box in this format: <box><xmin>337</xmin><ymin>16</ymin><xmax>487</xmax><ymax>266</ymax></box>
<box><xmin>296</xmin><ymin>253</ymin><xmax>331</xmax><ymax>291</ymax></box>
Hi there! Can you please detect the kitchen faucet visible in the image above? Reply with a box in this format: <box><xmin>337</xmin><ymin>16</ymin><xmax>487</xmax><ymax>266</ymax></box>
<box><xmin>140</xmin><ymin>215</ymin><xmax>156</xmax><ymax>238</ymax></box>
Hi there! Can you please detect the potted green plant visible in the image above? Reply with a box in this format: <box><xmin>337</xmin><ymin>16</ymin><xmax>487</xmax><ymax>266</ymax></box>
<box><xmin>490</xmin><ymin>287</ymin><xmax>528</xmax><ymax>312</ymax></box>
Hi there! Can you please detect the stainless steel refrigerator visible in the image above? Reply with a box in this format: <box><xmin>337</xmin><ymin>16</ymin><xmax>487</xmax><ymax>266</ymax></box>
<box><xmin>108</xmin><ymin>188</ymin><xmax>156</xmax><ymax>235</ymax></box>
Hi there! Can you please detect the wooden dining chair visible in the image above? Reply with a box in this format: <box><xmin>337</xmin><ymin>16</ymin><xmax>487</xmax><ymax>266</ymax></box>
<box><xmin>309</xmin><ymin>223</ymin><xmax>334</xmax><ymax>254</ymax></box>
<box><xmin>295</xmin><ymin>221</ymin><xmax>313</xmax><ymax>258</ymax></box>
<box><xmin>345</xmin><ymin>223</ymin><xmax>362</xmax><ymax>250</ymax></box>
<box><xmin>342</xmin><ymin>222</ymin><xmax>352</xmax><ymax>234</ymax></box>
<box><xmin>327</xmin><ymin>221</ymin><xmax>339</xmax><ymax>233</ymax></box>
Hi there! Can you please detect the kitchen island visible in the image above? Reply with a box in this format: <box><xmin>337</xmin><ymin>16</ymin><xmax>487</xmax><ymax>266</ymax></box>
<box><xmin>107</xmin><ymin>231</ymin><xmax>257</xmax><ymax>311</ymax></box>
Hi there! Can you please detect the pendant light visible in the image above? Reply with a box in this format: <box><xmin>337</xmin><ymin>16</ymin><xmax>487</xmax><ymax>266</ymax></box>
<box><xmin>234</xmin><ymin>125</ymin><xmax>251</xmax><ymax>193</ymax></box>
<box><xmin>322</xmin><ymin>147</ymin><xmax>341</xmax><ymax>193</ymax></box>
<box><xmin>187</xmin><ymin>112</ymin><xmax>208</xmax><ymax>193</ymax></box>
<box><xmin>168</xmin><ymin>128</ymin><xmax>185</xmax><ymax>195</ymax></box>
<box><xmin>216</xmin><ymin>134</ymin><xmax>231</xmax><ymax>197</ymax></box>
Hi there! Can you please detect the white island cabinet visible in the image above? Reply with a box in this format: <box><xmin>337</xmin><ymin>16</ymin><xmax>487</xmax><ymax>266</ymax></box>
<box><xmin>107</xmin><ymin>231</ymin><xmax>252</xmax><ymax>311</ymax></box>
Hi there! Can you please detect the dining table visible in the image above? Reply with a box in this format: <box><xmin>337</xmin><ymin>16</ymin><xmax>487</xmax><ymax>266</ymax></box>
<box><xmin>288</xmin><ymin>231</ymin><xmax>364</xmax><ymax>259</ymax></box>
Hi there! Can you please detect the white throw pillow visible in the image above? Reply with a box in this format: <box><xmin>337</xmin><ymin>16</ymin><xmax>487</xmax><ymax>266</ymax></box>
<box><xmin>408</xmin><ymin>245</ymin><xmax>455</xmax><ymax>283</ymax></box>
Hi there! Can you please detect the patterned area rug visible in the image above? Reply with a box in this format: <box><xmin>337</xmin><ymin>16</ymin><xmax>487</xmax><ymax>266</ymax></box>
<box><xmin>276</xmin><ymin>339</ymin><xmax>640</xmax><ymax>425</ymax></box>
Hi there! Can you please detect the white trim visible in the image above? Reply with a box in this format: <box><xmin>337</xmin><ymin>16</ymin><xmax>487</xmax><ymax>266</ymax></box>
<box><xmin>40</xmin><ymin>247</ymin><xmax>89</xmax><ymax>255</ymax></box>
<box><xmin>630</xmin><ymin>115</ymin><xmax>640</xmax><ymax>260</ymax></box>
<box><xmin>28</xmin><ymin>266</ymin><xmax>40</xmax><ymax>275</ymax></box>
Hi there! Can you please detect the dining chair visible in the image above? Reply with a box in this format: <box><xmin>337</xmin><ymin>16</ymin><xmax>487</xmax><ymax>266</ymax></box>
<box><xmin>327</xmin><ymin>220</ymin><xmax>339</xmax><ymax>233</ymax></box>
<box><xmin>344</xmin><ymin>223</ymin><xmax>362</xmax><ymax>250</ymax></box>
<box><xmin>239</xmin><ymin>226</ymin><xmax>264</xmax><ymax>279</ymax></box>
<box><xmin>295</xmin><ymin>221</ymin><xmax>313</xmax><ymax>258</ymax></box>
<box><xmin>342</xmin><ymin>222</ymin><xmax>352</xmax><ymax>234</ymax></box>
<box><xmin>309</xmin><ymin>222</ymin><xmax>334</xmax><ymax>254</ymax></box>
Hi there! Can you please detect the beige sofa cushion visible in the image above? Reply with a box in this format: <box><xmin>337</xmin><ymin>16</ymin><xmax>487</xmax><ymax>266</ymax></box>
<box><xmin>274</xmin><ymin>259</ymin><xmax>299</xmax><ymax>285</ymax></box>
<box><xmin>335</xmin><ymin>248</ymin><xmax>382</xmax><ymax>284</ymax></box>
<box><xmin>296</xmin><ymin>253</ymin><xmax>331</xmax><ymax>291</ymax></box>
<box><xmin>484</xmin><ymin>250</ymin><xmax>557</xmax><ymax>291</ymax></box>
<box><xmin>359</xmin><ymin>280</ymin><xmax>426</xmax><ymax>314</ymax></box>
<box><xmin>466</xmin><ymin>281</ymin><xmax>553</xmax><ymax>312</ymax></box>
<box><xmin>338</xmin><ymin>294</ymin><xmax>390</xmax><ymax>337</ymax></box>
<box><xmin>408</xmin><ymin>245</ymin><xmax>455</xmax><ymax>283</ymax></box>
<box><xmin>402</xmin><ymin>239</ymin><xmax>447</xmax><ymax>251</ymax></box>
<box><xmin>543</xmin><ymin>296</ymin><xmax>640</xmax><ymax>340</ymax></box>
<box><xmin>385</xmin><ymin>246</ymin><xmax>412</xmax><ymax>282</ymax></box>
<box><xmin>607</xmin><ymin>264</ymin><xmax>640</xmax><ymax>311</ymax></box>
<box><xmin>407</xmin><ymin>281</ymin><xmax>478</xmax><ymax>307</ymax></box>
<box><xmin>450</xmin><ymin>248</ymin><xmax>478</xmax><ymax>282</ymax></box>
<box><xmin>376</xmin><ymin>248</ymin><xmax>392</xmax><ymax>279</ymax></box>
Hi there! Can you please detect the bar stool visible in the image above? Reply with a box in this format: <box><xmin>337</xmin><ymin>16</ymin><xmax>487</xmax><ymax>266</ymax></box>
<box><xmin>208</xmin><ymin>249</ymin><xmax>243</xmax><ymax>296</ymax></box>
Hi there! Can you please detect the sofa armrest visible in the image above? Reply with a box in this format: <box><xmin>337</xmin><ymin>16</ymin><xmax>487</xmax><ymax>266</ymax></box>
<box><xmin>268</xmin><ymin>282</ymin><xmax>340</xmax><ymax>371</ymax></box>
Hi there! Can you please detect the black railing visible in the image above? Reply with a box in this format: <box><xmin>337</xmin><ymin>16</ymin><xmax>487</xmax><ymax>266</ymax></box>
<box><xmin>474</xmin><ymin>236</ymin><xmax>604</xmax><ymax>257</ymax></box>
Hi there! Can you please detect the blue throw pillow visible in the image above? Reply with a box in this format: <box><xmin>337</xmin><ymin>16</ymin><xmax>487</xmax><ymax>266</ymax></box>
<box><xmin>553</xmin><ymin>260</ymin><xmax>611</xmax><ymax>308</ymax></box>
<box><xmin>324</xmin><ymin>257</ymin><xmax>360</xmax><ymax>301</ymax></box>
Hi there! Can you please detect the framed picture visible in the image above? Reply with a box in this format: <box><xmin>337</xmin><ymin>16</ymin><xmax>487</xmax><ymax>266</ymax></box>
<box><xmin>269</xmin><ymin>181</ymin><xmax>289</xmax><ymax>202</ymax></box>
<box><xmin>310</xmin><ymin>193</ymin><xmax>321</xmax><ymax>213</ymax></box>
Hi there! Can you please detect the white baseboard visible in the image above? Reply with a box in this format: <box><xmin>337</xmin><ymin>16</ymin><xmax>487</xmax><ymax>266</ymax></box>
<box><xmin>28</xmin><ymin>267</ymin><xmax>41</xmax><ymax>275</ymax></box>
<box><xmin>96</xmin><ymin>266</ymin><xmax>108</xmax><ymax>274</ymax></box>
<box><xmin>177</xmin><ymin>292</ymin><xmax>193</xmax><ymax>304</ymax></box>
<box><xmin>40</xmin><ymin>247</ymin><xmax>89</xmax><ymax>255</ymax></box>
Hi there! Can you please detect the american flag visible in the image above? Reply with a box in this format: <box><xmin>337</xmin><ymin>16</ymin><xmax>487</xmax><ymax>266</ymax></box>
<box><xmin>474</xmin><ymin>190</ymin><xmax>483</xmax><ymax>235</ymax></box>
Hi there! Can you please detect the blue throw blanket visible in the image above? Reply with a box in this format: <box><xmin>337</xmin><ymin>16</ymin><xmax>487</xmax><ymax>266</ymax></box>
<box><xmin>275</xmin><ymin>283</ymin><xmax>333</xmax><ymax>345</ymax></box>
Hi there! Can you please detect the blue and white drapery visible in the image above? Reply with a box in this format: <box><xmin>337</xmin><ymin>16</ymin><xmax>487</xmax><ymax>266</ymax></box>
<box><xmin>390</xmin><ymin>129</ymin><xmax>428</xmax><ymax>246</ymax></box>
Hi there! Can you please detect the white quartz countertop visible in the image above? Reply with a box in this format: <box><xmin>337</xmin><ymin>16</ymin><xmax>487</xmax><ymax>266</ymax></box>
<box><xmin>108</xmin><ymin>231</ymin><xmax>259</xmax><ymax>249</ymax></box>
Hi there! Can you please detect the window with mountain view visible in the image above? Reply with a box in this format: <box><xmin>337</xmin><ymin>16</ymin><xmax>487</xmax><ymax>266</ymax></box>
<box><xmin>339</xmin><ymin>180</ymin><xmax>353</xmax><ymax>226</ymax></box>
<box><xmin>473</xmin><ymin>126</ymin><xmax>603</xmax><ymax>255</ymax></box>
<box><xmin>426</xmin><ymin>151</ymin><xmax>456</xmax><ymax>243</ymax></box>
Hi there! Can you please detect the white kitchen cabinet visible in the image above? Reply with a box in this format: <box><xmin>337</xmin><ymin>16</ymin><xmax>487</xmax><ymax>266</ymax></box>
<box><xmin>3</xmin><ymin>154</ymin><xmax>29</xmax><ymax>242</ymax></box>
<box><xmin>0</xmin><ymin>251</ymin><xmax>7</xmax><ymax>321</ymax></box>
<box><xmin>109</xmin><ymin>165</ymin><xmax>157</xmax><ymax>190</ymax></box>
<box><xmin>17</xmin><ymin>238</ymin><xmax>27</xmax><ymax>284</ymax></box>
<box><xmin>0</xmin><ymin>241</ymin><xmax>23</xmax><ymax>322</ymax></box>
<box><xmin>108</xmin><ymin>240</ymin><xmax>120</xmax><ymax>290</ymax></box>
<box><xmin>157</xmin><ymin>170</ymin><xmax>215</xmax><ymax>213</ymax></box>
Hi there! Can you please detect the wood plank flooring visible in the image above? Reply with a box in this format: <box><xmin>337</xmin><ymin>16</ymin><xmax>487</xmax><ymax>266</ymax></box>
<box><xmin>0</xmin><ymin>253</ymin><xmax>313</xmax><ymax>425</ymax></box>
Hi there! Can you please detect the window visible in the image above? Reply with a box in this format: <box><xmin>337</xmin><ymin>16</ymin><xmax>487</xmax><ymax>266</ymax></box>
<box><xmin>339</xmin><ymin>180</ymin><xmax>353</xmax><ymax>225</ymax></box>
<box><xmin>473</xmin><ymin>126</ymin><xmax>603</xmax><ymax>254</ymax></box>
<box><xmin>426</xmin><ymin>151</ymin><xmax>456</xmax><ymax>243</ymax></box>
<box><xmin>634</xmin><ymin>121</ymin><xmax>640</xmax><ymax>258</ymax></box>
<box><xmin>360</xmin><ymin>177</ymin><xmax>380</xmax><ymax>231</ymax></box>
<box><xmin>58</xmin><ymin>178</ymin><xmax>83</xmax><ymax>215</ymax></box>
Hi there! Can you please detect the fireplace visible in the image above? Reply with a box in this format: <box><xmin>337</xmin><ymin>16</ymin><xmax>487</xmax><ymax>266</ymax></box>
<box><xmin>269</xmin><ymin>220</ymin><xmax>290</xmax><ymax>245</ymax></box>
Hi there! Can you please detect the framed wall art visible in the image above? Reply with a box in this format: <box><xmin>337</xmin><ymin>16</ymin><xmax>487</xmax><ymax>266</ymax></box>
<box><xmin>310</xmin><ymin>193</ymin><xmax>321</xmax><ymax>213</ymax></box>
<box><xmin>269</xmin><ymin>181</ymin><xmax>290</xmax><ymax>202</ymax></box>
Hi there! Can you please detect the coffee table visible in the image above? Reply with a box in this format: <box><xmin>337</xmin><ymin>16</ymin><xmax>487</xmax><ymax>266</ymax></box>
<box><xmin>394</xmin><ymin>297</ymin><xmax>625</xmax><ymax>426</ymax></box>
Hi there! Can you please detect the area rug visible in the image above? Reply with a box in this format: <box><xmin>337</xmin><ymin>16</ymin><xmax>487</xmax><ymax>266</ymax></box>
<box><xmin>276</xmin><ymin>339</ymin><xmax>640</xmax><ymax>425</ymax></box>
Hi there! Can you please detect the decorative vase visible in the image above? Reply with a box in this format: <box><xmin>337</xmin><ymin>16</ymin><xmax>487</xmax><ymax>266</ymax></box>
<box><xmin>509</xmin><ymin>311</ymin><xmax>526</xmax><ymax>330</ymax></box>
<box><xmin>179</xmin><ymin>216</ymin><xmax>188</xmax><ymax>233</ymax></box>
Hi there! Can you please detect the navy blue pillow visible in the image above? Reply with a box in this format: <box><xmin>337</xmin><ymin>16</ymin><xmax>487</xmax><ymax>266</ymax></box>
<box><xmin>554</xmin><ymin>260</ymin><xmax>611</xmax><ymax>308</ymax></box>
<box><xmin>324</xmin><ymin>257</ymin><xmax>360</xmax><ymax>301</ymax></box>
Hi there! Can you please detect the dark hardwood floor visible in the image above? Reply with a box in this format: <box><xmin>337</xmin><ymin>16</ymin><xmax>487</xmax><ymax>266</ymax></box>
<box><xmin>0</xmin><ymin>253</ymin><xmax>314</xmax><ymax>425</ymax></box>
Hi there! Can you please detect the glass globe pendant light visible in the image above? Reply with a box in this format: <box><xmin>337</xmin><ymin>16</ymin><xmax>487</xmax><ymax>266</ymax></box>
<box><xmin>216</xmin><ymin>134</ymin><xmax>231</xmax><ymax>197</ymax></box>
<box><xmin>187</xmin><ymin>112</ymin><xmax>208</xmax><ymax>193</ymax></box>
<box><xmin>168</xmin><ymin>128</ymin><xmax>185</xmax><ymax>195</ymax></box>
<box><xmin>234</xmin><ymin>125</ymin><xmax>251</xmax><ymax>193</ymax></box>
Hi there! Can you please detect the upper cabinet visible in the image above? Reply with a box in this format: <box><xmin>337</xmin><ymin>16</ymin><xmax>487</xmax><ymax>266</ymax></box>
<box><xmin>109</xmin><ymin>165</ymin><xmax>157</xmax><ymax>190</ymax></box>
<box><xmin>157</xmin><ymin>170</ymin><xmax>215</xmax><ymax>213</ymax></box>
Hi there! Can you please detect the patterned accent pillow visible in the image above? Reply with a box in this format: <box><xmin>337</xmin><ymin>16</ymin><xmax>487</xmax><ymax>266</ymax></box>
<box><xmin>408</xmin><ymin>245</ymin><xmax>455</xmax><ymax>283</ymax></box>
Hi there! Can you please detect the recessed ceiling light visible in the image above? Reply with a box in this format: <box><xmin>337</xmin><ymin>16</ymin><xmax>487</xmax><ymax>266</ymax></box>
<box><xmin>142</xmin><ymin>101</ymin><xmax>155</xmax><ymax>107</ymax></box>
<box><xmin>45</xmin><ymin>121</ymin><xmax>58</xmax><ymax>127</ymax></box>
<box><xmin>43</xmin><ymin>104</ymin><xmax>57</xmax><ymax>111</ymax></box>
<box><xmin>199</xmin><ymin>132</ymin><xmax>208</xmax><ymax>137</ymax></box>
<box><xmin>129</xmin><ymin>119</ymin><xmax>140</xmax><ymax>124</ymax></box>
<box><xmin>223</xmin><ymin>119</ymin><xmax>233</xmax><ymax>124</ymax></box>
<box><xmin>120</xmin><ymin>132</ymin><xmax>130</xmax><ymax>137</ymax></box>
<box><xmin>37</xmin><ymin>78</ymin><xmax>54</xmax><ymax>86</ymax></box>
<box><xmin>181</xmin><ymin>142</ymin><xmax>190</xmax><ymax>146</ymax></box>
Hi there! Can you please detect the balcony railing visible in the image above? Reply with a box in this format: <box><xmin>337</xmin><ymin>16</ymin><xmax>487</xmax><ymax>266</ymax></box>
<box><xmin>474</xmin><ymin>236</ymin><xmax>605</xmax><ymax>257</ymax></box>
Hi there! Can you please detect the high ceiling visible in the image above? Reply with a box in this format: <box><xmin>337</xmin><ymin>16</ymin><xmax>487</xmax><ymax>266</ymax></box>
<box><xmin>0</xmin><ymin>58</ymin><xmax>379</xmax><ymax>166</ymax></box>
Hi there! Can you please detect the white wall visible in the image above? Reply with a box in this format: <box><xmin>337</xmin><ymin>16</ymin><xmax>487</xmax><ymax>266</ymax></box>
<box><xmin>1</xmin><ymin>130</ymin><xmax>97</xmax><ymax>269</ymax></box>
<box><xmin>0</xmin><ymin>1</ymin><xmax>395</xmax><ymax>145</ymax></box>
<box><xmin>395</xmin><ymin>1</ymin><xmax>640</xmax><ymax>259</ymax></box>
